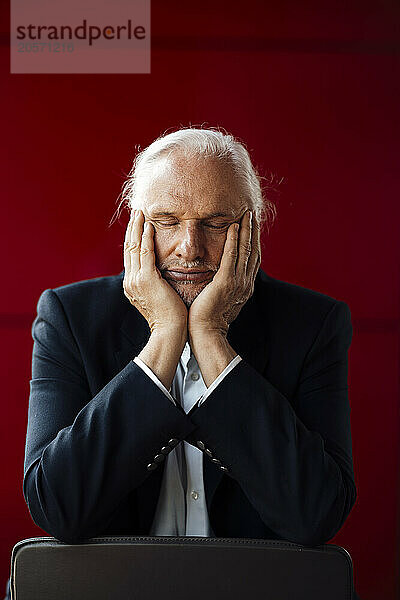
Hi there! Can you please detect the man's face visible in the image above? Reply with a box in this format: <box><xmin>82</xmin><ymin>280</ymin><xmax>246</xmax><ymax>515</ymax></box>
<box><xmin>136</xmin><ymin>153</ymin><xmax>251</xmax><ymax>306</ymax></box>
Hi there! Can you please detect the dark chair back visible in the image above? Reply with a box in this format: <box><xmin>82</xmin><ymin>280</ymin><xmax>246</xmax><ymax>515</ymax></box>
<box><xmin>10</xmin><ymin>535</ymin><xmax>355</xmax><ymax>599</ymax></box>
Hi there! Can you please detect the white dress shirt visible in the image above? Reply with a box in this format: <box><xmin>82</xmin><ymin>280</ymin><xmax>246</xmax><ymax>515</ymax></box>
<box><xmin>133</xmin><ymin>342</ymin><xmax>241</xmax><ymax>536</ymax></box>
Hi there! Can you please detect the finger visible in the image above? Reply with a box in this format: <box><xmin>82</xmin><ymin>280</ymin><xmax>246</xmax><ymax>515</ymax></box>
<box><xmin>127</xmin><ymin>209</ymin><xmax>143</xmax><ymax>273</ymax></box>
<box><xmin>247</xmin><ymin>212</ymin><xmax>261</xmax><ymax>278</ymax></box>
<box><xmin>217</xmin><ymin>222</ymin><xmax>239</xmax><ymax>278</ymax></box>
<box><xmin>140</xmin><ymin>221</ymin><xmax>156</xmax><ymax>273</ymax></box>
<box><xmin>123</xmin><ymin>212</ymin><xmax>136</xmax><ymax>273</ymax></box>
<box><xmin>236</xmin><ymin>210</ymin><xmax>252</xmax><ymax>278</ymax></box>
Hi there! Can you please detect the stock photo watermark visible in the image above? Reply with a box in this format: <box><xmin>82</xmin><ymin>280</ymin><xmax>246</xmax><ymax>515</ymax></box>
<box><xmin>10</xmin><ymin>0</ymin><xmax>150</xmax><ymax>73</ymax></box>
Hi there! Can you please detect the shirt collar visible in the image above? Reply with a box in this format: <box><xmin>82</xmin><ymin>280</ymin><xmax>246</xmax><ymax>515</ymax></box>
<box><xmin>181</xmin><ymin>341</ymin><xmax>192</xmax><ymax>369</ymax></box>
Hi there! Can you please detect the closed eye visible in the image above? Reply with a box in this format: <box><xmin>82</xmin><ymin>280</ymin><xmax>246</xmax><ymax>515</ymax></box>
<box><xmin>153</xmin><ymin>220</ymin><xmax>178</xmax><ymax>227</ymax></box>
<box><xmin>203</xmin><ymin>223</ymin><xmax>229</xmax><ymax>230</ymax></box>
<box><xmin>151</xmin><ymin>219</ymin><xmax>233</xmax><ymax>230</ymax></box>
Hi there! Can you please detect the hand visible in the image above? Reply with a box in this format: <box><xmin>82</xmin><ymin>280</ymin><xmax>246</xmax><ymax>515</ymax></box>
<box><xmin>188</xmin><ymin>209</ymin><xmax>261</xmax><ymax>338</ymax></box>
<box><xmin>123</xmin><ymin>210</ymin><xmax>188</xmax><ymax>334</ymax></box>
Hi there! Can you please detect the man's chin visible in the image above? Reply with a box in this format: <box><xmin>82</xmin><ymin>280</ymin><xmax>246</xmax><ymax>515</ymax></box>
<box><xmin>169</xmin><ymin>280</ymin><xmax>208</xmax><ymax>308</ymax></box>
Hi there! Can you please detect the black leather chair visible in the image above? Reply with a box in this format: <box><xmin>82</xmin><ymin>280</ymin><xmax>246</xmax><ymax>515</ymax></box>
<box><xmin>9</xmin><ymin>535</ymin><xmax>357</xmax><ymax>599</ymax></box>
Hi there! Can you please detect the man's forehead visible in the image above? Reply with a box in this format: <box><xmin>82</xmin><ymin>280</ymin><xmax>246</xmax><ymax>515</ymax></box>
<box><xmin>136</xmin><ymin>151</ymin><xmax>249</xmax><ymax>216</ymax></box>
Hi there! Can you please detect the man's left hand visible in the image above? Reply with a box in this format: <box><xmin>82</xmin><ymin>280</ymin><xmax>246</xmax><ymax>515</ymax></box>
<box><xmin>188</xmin><ymin>209</ymin><xmax>261</xmax><ymax>339</ymax></box>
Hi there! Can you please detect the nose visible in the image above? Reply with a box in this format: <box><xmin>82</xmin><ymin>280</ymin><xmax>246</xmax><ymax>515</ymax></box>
<box><xmin>174</xmin><ymin>221</ymin><xmax>205</xmax><ymax>261</ymax></box>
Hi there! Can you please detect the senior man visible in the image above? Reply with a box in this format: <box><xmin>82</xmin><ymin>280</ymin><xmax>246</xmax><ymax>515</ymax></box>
<box><xmin>22</xmin><ymin>127</ymin><xmax>357</xmax><ymax>551</ymax></box>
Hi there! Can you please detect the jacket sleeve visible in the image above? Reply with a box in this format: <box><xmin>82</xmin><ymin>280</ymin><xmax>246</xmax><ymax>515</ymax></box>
<box><xmin>23</xmin><ymin>288</ymin><xmax>196</xmax><ymax>543</ymax></box>
<box><xmin>185</xmin><ymin>300</ymin><xmax>356</xmax><ymax>546</ymax></box>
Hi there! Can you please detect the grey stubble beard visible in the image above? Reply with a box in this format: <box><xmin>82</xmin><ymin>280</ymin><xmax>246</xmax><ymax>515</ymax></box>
<box><xmin>167</xmin><ymin>278</ymin><xmax>210</xmax><ymax>308</ymax></box>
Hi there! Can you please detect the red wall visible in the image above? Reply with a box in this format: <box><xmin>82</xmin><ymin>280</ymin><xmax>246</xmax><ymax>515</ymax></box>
<box><xmin>1</xmin><ymin>2</ymin><xmax>399</xmax><ymax>598</ymax></box>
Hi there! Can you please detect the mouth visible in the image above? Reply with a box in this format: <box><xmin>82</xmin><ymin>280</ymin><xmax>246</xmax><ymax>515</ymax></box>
<box><xmin>164</xmin><ymin>269</ymin><xmax>214</xmax><ymax>283</ymax></box>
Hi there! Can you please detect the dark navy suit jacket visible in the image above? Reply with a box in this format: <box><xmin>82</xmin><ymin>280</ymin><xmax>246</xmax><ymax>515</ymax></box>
<box><xmin>23</xmin><ymin>268</ymin><xmax>357</xmax><ymax>547</ymax></box>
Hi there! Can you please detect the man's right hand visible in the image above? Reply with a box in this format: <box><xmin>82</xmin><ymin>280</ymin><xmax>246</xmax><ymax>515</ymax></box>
<box><xmin>123</xmin><ymin>209</ymin><xmax>188</xmax><ymax>391</ymax></box>
<box><xmin>123</xmin><ymin>209</ymin><xmax>188</xmax><ymax>334</ymax></box>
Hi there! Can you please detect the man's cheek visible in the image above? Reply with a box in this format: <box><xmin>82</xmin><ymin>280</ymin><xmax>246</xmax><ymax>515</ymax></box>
<box><xmin>203</xmin><ymin>232</ymin><xmax>227</xmax><ymax>267</ymax></box>
<box><xmin>152</xmin><ymin>229</ymin><xmax>171</xmax><ymax>267</ymax></box>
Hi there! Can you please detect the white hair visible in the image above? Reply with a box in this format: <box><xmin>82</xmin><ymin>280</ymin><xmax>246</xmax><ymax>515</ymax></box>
<box><xmin>112</xmin><ymin>126</ymin><xmax>277</xmax><ymax>230</ymax></box>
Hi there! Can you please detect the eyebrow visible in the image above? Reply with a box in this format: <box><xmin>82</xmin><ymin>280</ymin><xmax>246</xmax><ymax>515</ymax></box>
<box><xmin>150</xmin><ymin>211</ymin><xmax>235</xmax><ymax>219</ymax></box>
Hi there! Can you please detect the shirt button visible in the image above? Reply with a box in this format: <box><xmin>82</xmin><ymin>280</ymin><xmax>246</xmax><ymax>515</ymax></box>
<box><xmin>191</xmin><ymin>372</ymin><xmax>200</xmax><ymax>381</ymax></box>
<box><xmin>191</xmin><ymin>490</ymin><xmax>199</xmax><ymax>500</ymax></box>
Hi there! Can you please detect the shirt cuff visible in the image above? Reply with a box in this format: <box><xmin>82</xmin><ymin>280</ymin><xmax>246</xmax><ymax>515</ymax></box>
<box><xmin>198</xmin><ymin>355</ymin><xmax>242</xmax><ymax>407</ymax></box>
<box><xmin>132</xmin><ymin>357</ymin><xmax>176</xmax><ymax>406</ymax></box>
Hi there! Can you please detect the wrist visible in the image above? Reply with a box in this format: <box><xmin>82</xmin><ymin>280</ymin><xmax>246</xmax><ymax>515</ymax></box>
<box><xmin>138</xmin><ymin>325</ymin><xmax>187</xmax><ymax>391</ymax></box>
<box><xmin>189</xmin><ymin>330</ymin><xmax>237</xmax><ymax>387</ymax></box>
<box><xmin>152</xmin><ymin>316</ymin><xmax>187</xmax><ymax>333</ymax></box>
<box><xmin>188</xmin><ymin>322</ymin><xmax>228</xmax><ymax>340</ymax></box>
<box><xmin>151</xmin><ymin>324</ymin><xmax>187</xmax><ymax>347</ymax></box>
<box><xmin>189</xmin><ymin>329</ymin><xmax>230</xmax><ymax>351</ymax></box>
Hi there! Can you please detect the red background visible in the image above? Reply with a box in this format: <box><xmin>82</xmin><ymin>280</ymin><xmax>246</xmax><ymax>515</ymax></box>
<box><xmin>1</xmin><ymin>1</ymin><xmax>399</xmax><ymax>598</ymax></box>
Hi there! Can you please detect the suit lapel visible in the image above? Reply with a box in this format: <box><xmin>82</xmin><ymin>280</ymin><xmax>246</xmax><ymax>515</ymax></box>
<box><xmin>226</xmin><ymin>270</ymin><xmax>270</xmax><ymax>375</ymax></box>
